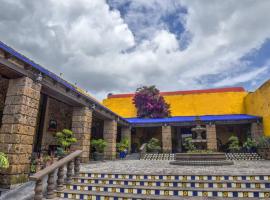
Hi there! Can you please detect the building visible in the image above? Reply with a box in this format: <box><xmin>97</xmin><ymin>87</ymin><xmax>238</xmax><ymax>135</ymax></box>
<box><xmin>0</xmin><ymin>40</ymin><xmax>269</xmax><ymax>188</ymax></box>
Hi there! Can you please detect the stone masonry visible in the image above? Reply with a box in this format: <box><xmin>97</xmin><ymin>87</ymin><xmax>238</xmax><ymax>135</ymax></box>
<box><xmin>71</xmin><ymin>107</ymin><xmax>92</xmax><ymax>163</ymax></box>
<box><xmin>103</xmin><ymin>120</ymin><xmax>117</xmax><ymax>160</ymax></box>
<box><xmin>121</xmin><ymin>126</ymin><xmax>131</xmax><ymax>153</ymax></box>
<box><xmin>206</xmin><ymin>124</ymin><xmax>217</xmax><ymax>150</ymax></box>
<box><xmin>162</xmin><ymin>126</ymin><xmax>172</xmax><ymax>153</ymax></box>
<box><xmin>0</xmin><ymin>76</ymin><xmax>41</xmax><ymax>188</ymax></box>
<box><xmin>251</xmin><ymin>122</ymin><xmax>263</xmax><ymax>140</ymax></box>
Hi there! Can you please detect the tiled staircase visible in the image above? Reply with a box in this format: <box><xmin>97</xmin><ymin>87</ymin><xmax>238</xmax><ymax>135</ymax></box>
<box><xmin>57</xmin><ymin>172</ymin><xmax>270</xmax><ymax>199</ymax></box>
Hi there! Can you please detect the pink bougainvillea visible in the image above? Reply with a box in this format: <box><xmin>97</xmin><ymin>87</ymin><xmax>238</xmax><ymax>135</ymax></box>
<box><xmin>133</xmin><ymin>86</ymin><xmax>171</xmax><ymax>118</ymax></box>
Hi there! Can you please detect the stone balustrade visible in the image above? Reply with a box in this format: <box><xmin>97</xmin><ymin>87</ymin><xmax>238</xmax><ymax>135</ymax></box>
<box><xmin>29</xmin><ymin>150</ymin><xmax>82</xmax><ymax>200</ymax></box>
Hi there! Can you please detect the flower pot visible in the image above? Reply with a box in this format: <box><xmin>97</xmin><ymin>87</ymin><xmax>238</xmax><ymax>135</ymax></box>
<box><xmin>93</xmin><ymin>152</ymin><xmax>104</xmax><ymax>161</ymax></box>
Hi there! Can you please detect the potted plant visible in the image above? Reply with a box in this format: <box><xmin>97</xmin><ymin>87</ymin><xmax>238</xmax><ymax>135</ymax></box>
<box><xmin>91</xmin><ymin>139</ymin><xmax>107</xmax><ymax>161</ymax></box>
<box><xmin>55</xmin><ymin>129</ymin><xmax>77</xmax><ymax>158</ymax></box>
<box><xmin>0</xmin><ymin>152</ymin><xmax>9</xmax><ymax>169</ymax></box>
<box><xmin>183</xmin><ymin>137</ymin><xmax>196</xmax><ymax>152</ymax></box>
<box><xmin>117</xmin><ymin>137</ymin><xmax>129</xmax><ymax>159</ymax></box>
<box><xmin>146</xmin><ymin>138</ymin><xmax>161</xmax><ymax>153</ymax></box>
<box><xmin>257</xmin><ymin>136</ymin><xmax>270</xmax><ymax>159</ymax></box>
<box><xmin>228</xmin><ymin>135</ymin><xmax>241</xmax><ymax>153</ymax></box>
<box><xmin>243</xmin><ymin>137</ymin><xmax>257</xmax><ymax>153</ymax></box>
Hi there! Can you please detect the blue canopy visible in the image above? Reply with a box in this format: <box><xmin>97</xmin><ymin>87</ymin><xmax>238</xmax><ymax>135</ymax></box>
<box><xmin>126</xmin><ymin>114</ymin><xmax>260</xmax><ymax>124</ymax></box>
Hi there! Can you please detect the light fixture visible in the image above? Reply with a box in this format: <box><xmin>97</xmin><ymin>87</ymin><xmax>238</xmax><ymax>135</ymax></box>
<box><xmin>35</xmin><ymin>73</ymin><xmax>43</xmax><ymax>83</ymax></box>
<box><xmin>91</xmin><ymin>104</ymin><xmax>96</xmax><ymax>110</ymax></box>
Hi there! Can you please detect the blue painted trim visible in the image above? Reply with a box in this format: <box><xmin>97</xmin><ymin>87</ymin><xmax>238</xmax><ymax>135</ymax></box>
<box><xmin>125</xmin><ymin>114</ymin><xmax>261</xmax><ymax>124</ymax></box>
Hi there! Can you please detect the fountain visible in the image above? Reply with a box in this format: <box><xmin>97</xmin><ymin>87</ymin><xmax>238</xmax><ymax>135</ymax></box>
<box><xmin>170</xmin><ymin>116</ymin><xmax>233</xmax><ymax>166</ymax></box>
<box><xmin>191</xmin><ymin>116</ymin><xmax>207</xmax><ymax>149</ymax></box>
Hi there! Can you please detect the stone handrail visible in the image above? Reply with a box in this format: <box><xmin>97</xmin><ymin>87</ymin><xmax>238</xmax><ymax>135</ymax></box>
<box><xmin>139</xmin><ymin>143</ymin><xmax>147</xmax><ymax>159</ymax></box>
<box><xmin>29</xmin><ymin>150</ymin><xmax>82</xmax><ymax>200</ymax></box>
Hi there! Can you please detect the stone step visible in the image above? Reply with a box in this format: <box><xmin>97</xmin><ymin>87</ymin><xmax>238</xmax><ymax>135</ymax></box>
<box><xmin>58</xmin><ymin>187</ymin><xmax>270</xmax><ymax>199</ymax></box>
<box><xmin>79</xmin><ymin>172</ymin><xmax>270</xmax><ymax>181</ymax></box>
<box><xmin>71</xmin><ymin>177</ymin><xmax>270</xmax><ymax>189</ymax></box>
<box><xmin>65</xmin><ymin>182</ymin><xmax>270</xmax><ymax>193</ymax></box>
<box><xmin>57</xmin><ymin>189</ymin><xmax>203</xmax><ymax>200</ymax></box>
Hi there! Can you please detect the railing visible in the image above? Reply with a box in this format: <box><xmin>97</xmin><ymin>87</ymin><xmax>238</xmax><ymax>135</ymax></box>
<box><xmin>29</xmin><ymin>150</ymin><xmax>82</xmax><ymax>200</ymax></box>
<box><xmin>139</xmin><ymin>143</ymin><xmax>147</xmax><ymax>159</ymax></box>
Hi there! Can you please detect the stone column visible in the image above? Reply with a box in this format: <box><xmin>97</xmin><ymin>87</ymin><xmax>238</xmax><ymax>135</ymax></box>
<box><xmin>251</xmin><ymin>122</ymin><xmax>263</xmax><ymax>140</ymax></box>
<box><xmin>103</xmin><ymin>120</ymin><xmax>117</xmax><ymax>160</ymax></box>
<box><xmin>206</xmin><ymin>124</ymin><xmax>217</xmax><ymax>150</ymax></box>
<box><xmin>71</xmin><ymin>107</ymin><xmax>92</xmax><ymax>163</ymax></box>
<box><xmin>121</xmin><ymin>126</ymin><xmax>131</xmax><ymax>153</ymax></box>
<box><xmin>0</xmin><ymin>77</ymin><xmax>41</xmax><ymax>188</ymax></box>
<box><xmin>162</xmin><ymin>126</ymin><xmax>172</xmax><ymax>153</ymax></box>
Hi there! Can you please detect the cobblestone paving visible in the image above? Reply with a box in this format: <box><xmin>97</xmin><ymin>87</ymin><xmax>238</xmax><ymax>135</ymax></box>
<box><xmin>81</xmin><ymin>160</ymin><xmax>270</xmax><ymax>175</ymax></box>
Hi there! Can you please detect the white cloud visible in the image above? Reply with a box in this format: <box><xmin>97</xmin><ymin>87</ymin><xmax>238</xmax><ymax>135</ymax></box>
<box><xmin>0</xmin><ymin>0</ymin><xmax>270</xmax><ymax>100</ymax></box>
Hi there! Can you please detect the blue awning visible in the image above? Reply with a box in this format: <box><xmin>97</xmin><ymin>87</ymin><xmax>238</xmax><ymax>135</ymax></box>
<box><xmin>125</xmin><ymin>114</ymin><xmax>261</xmax><ymax>124</ymax></box>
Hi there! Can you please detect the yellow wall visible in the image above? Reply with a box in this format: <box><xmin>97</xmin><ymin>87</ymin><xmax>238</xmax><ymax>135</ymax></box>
<box><xmin>245</xmin><ymin>80</ymin><xmax>270</xmax><ymax>136</ymax></box>
<box><xmin>103</xmin><ymin>91</ymin><xmax>247</xmax><ymax>118</ymax></box>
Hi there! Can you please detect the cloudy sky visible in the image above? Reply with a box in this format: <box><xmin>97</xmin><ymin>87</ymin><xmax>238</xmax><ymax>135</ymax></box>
<box><xmin>0</xmin><ymin>0</ymin><xmax>270</xmax><ymax>100</ymax></box>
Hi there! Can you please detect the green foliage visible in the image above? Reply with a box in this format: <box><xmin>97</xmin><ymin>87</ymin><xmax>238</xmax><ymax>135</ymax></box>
<box><xmin>187</xmin><ymin>149</ymin><xmax>214</xmax><ymax>153</ymax></box>
<box><xmin>243</xmin><ymin>137</ymin><xmax>257</xmax><ymax>150</ymax></box>
<box><xmin>183</xmin><ymin>137</ymin><xmax>196</xmax><ymax>152</ymax></box>
<box><xmin>117</xmin><ymin>137</ymin><xmax>129</xmax><ymax>152</ymax></box>
<box><xmin>55</xmin><ymin>129</ymin><xmax>76</xmax><ymax>157</ymax></box>
<box><xmin>91</xmin><ymin>139</ymin><xmax>107</xmax><ymax>153</ymax></box>
<box><xmin>228</xmin><ymin>135</ymin><xmax>241</xmax><ymax>152</ymax></box>
<box><xmin>55</xmin><ymin>129</ymin><xmax>77</xmax><ymax>151</ymax></box>
<box><xmin>257</xmin><ymin>136</ymin><xmax>270</xmax><ymax>148</ymax></box>
<box><xmin>146</xmin><ymin>138</ymin><xmax>161</xmax><ymax>152</ymax></box>
<box><xmin>0</xmin><ymin>152</ymin><xmax>9</xmax><ymax>169</ymax></box>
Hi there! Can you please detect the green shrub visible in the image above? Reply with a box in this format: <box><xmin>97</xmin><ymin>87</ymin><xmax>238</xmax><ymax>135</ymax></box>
<box><xmin>91</xmin><ymin>139</ymin><xmax>107</xmax><ymax>153</ymax></box>
<box><xmin>228</xmin><ymin>135</ymin><xmax>241</xmax><ymax>152</ymax></box>
<box><xmin>0</xmin><ymin>152</ymin><xmax>9</xmax><ymax>169</ymax></box>
<box><xmin>243</xmin><ymin>137</ymin><xmax>257</xmax><ymax>150</ymax></box>
<box><xmin>183</xmin><ymin>137</ymin><xmax>196</xmax><ymax>152</ymax></box>
<box><xmin>147</xmin><ymin>138</ymin><xmax>161</xmax><ymax>153</ymax></box>
<box><xmin>117</xmin><ymin>137</ymin><xmax>129</xmax><ymax>152</ymax></box>
<box><xmin>257</xmin><ymin>136</ymin><xmax>270</xmax><ymax>148</ymax></box>
<box><xmin>55</xmin><ymin>129</ymin><xmax>77</xmax><ymax>151</ymax></box>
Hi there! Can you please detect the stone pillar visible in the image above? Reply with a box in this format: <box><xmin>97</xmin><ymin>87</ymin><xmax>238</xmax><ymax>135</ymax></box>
<box><xmin>71</xmin><ymin>107</ymin><xmax>92</xmax><ymax>163</ymax></box>
<box><xmin>121</xmin><ymin>126</ymin><xmax>131</xmax><ymax>153</ymax></box>
<box><xmin>251</xmin><ymin>122</ymin><xmax>263</xmax><ymax>140</ymax></box>
<box><xmin>0</xmin><ymin>77</ymin><xmax>41</xmax><ymax>188</ymax></box>
<box><xmin>162</xmin><ymin>126</ymin><xmax>172</xmax><ymax>153</ymax></box>
<box><xmin>103</xmin><ymin>120</ymin><xmax>117</xmax><ymax>160</ymax></box>
<box><xmin>206</xmin><ymin>124</ymin><xmax>217</xmax><ymax>150</ymax></box>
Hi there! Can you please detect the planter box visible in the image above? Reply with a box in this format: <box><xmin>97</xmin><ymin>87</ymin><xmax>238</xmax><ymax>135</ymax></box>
<box><xmin>257</xmin><ymin>147</ymin><xmax>270</xmax><ymax>160</ymax></box>
<box><xmin>175</xmin><ymin>152</ymin><xmax>226</xmax><ymax>161</ymax></box>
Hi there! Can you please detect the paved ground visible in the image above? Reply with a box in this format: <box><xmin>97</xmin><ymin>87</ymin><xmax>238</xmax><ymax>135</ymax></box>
<box><xmin>2</xmin><ymin>160</ymin><xmax>270</xmax><ymax>200</ymax></box>
<box><xmin>81</xmin><ymin>160</ymin><xmax>270</xmax><ymax>175</ymax></box>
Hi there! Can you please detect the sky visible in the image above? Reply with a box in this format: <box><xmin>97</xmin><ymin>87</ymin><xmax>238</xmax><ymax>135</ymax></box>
<box><xmin>0</xmin><ymin>0</ymin><xmax>270</xmax><ymax>100</ymax></box>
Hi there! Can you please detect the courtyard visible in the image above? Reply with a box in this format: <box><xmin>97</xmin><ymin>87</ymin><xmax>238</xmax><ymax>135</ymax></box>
<box><xmin>81</xmin><ymin>160</ymin><xmax>270</xmax><ymax>175</ymax></box>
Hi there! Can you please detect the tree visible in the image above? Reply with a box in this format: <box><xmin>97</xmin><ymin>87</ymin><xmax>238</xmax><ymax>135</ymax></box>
<box><xmin>133</xmin><ymin>86</ymin><xmax>170</xmax><ymax>118</ymax></box>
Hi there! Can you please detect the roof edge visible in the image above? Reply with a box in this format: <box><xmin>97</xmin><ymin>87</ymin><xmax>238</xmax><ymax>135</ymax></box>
<box><xmin>108</xmin><ymin>87</ymin><xmax>246</xmax><ymax>99</ymax></box>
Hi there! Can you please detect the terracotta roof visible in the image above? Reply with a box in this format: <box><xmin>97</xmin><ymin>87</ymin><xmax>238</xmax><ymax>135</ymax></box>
<box><xmin>108</xmin><ymin>87</ymin><xmax>246</xmax><ymax>98</ymax></box>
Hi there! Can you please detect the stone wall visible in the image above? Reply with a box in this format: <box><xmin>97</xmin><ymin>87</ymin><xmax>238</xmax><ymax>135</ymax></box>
<box><xmin>251</xmin><ymin>122</ymin><xmax>263</xmax><ymax>140</ymax></box>
<box><xmin>41</xmin><ymin>97</ymin><xmax>72</xmax><ymax>150</ymax></box>
<box><xmin>206</xmin><ymin>124</ymin><xmax>217</xmax><ymax>150</ymax></box>
<box><xmin>103</xmin><ymin>120</ymin><xmax>117</xmax><ymax>160</ymax></box>
<box><xmin>121</xmin><ymin>127</ymin><xmax>131</xmax><ymax>152</ymax></box>
<box><xmin>0</xmin><ymin>77</ymin><xmax>41</xmax><ymax>188</ymax></box>
<box><xmin>72</xmin><ymin>107</ymin><xmax>92</xmax><ymax>163</ymax></box>
<box><xmin>162</xmin><ymin>126</ymin><xmax>172</xmax><ymax>153</ymax></box>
